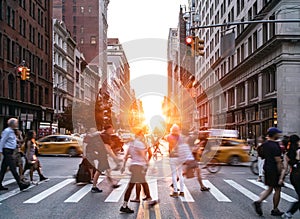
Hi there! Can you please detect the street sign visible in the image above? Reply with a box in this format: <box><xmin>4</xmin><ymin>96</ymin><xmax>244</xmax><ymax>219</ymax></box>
<box><xmin>20</xmin><ymin>113</ymin><xmax>26</xmax><ymax>121</ymax></box>
<box><xmin>27</xmin><ymin>114</ymin><xmax>33</xmax><ymax>121</ymax></box>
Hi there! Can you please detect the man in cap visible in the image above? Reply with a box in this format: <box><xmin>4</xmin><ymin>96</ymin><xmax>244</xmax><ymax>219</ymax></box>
<box><xmin>0</xmin><ymin>118</ymin><xmax>30</xmax><ymax>191</ymax></box>
<box><xmin>253</xmin><ymin>127</ymin><xmax>284</xmax><ymax>216</ymax></box>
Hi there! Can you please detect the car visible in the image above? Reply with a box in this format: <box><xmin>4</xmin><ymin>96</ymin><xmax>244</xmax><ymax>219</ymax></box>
<box><xmin>202</xmin><ymin>138</ymin><xmax>250</xmax><ymax>165</ymax></box>
<box><xmin>35</xmin><ymin>135</ymin><xmax>83</xmax><ymax>156</ymax></box>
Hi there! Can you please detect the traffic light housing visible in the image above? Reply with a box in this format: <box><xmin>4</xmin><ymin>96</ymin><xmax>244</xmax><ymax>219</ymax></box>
<box><xmin>25</xmin><ymin>67</ymin><xmax>30</xmax><ymax>80</ymax></box>
<box><xmin>185</xmin><ymin>36</ymin><xmax>195</xmax><ymax>57</ymax></box>
<box><xmin>195</xmin><ymin>37</ymin><xmax>205</xmax><ymax>56</ymax></box>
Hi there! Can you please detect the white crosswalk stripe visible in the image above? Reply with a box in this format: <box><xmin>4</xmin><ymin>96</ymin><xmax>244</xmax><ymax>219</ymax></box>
<box><xmin>202</xmin><ymin>180</ymin><xmax>231</xmax><ymax>202</ymax></box>
<box><xmin>224</xmin><ymin>180</ymin><xmax>266</xmax><ymax>202</ymax></box>
<box><xmin>104</xmin><ymin>179</ymin><xmax>129</xmax><ymax>202</ymax></box>
<box><xmin>247</xmin><ymin>179</ymin><xmax>298</xmax><ymax>203</ymax></box>
<box><xmin>24</xmin><ymin>179</ymin><xmax>74</xmax><ymax>203</ymax></box>
<box><xmin>0</xmin><ymin>177</ymin><xmax>298</xmax><ymax>205</ymax></box>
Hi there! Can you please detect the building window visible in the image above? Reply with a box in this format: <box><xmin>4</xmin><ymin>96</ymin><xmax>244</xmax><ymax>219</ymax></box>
<box><xmin>248</xmin><ymin>36</ymin><xmax>252</xmax><ymax>56</ymax></box>
<box><xmin>0</xmin><ymin>32</ymin><xmax>2</xmax><ymax>58</ymax></box>
<box><xmin>0</xmin><ymin>0</ymin><xmax>3</xmax><ymax>20</ymax></box>
<box><xmin>263</xmin><ymin>23</ymin><xmax>268</xmax><ymax>43</ymax></box>
<box><xmin>73</xmin><ymin>6</ymin><xmax>76</xmax><ymax>13</ymax></box>
<box><xmin>20</xmin><ymin>80</ymin><xmax>25</xmax><ymax>101</ymax></box>
<box><xmin>253</xmin><ymin>31</ymin><xmax>257</xmax><ymax>50</ymax></box>
<box><xmin>80</xmin><ymin>6</ymin><xmax>84</xmax><ymax>13</ymax></box>
<box><xmin>90</xmin><ymin>36</ymin><xmax>96</xmax><ymax>44</ymax></box>
<box><xmin>73</xmin><ymin>16</ymin><xmax>76</xmax><ymax>23</ymax></box>
<box><xmin>6</xmin><ymin>37</ymin><xmax>11</xmax><ymax>61</ymax></box>
<box><xmin>263</xmin><ymin>69</ymin><xmax>276</xmax><ymax>95</ymax></box>
<box><xmin>237</xmin><ymin>83</ymin><xmax>245</xmax><ymax>103</ymax></box>
<box><xmin>45</xmin><ymin>88</ymin><xmax>49</xmax><ymax>104</ymax></box>
<box><xmin>253</xmin><ymin>1</ymin><xmax>257</xmax><ymax>17</ymax></box>
<box><xmin>30</xmin><ymin>83</ymin><xmax>35</xmax><ymax>103</ymax></box>
<box><xmin>228</xmin><ymin>89</ymin><xmax>235</xmax><ymax>107</ymax></box>
<box><xmin>6</xmin><ymin>6</ymin><xmax>11</xmax><ymax>26</ymax></box>
<box><xmin>39</xmin><ymin>86</ymin><xmax>43</xmax><ymax>105</ymax></box>
<box><xmin>88</xmin><ymin>6</ymin><xmax>92</xmax><ymax>13</ymax></box>
<box><xmin>269</xmin><ymin>14</ymin><xmax>275</xmax><ymax>38</ymax></box>
<box><xmin>8</xmin><ymin>74</ymin><xmax>15</xmax><ymax>99</ymax></box>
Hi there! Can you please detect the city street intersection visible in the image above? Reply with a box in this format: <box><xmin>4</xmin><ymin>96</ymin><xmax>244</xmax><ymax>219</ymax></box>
<box><xmin>0</xmin><ymin>153</ymin><xmax>299</xmax><ymax>219</ymax></box>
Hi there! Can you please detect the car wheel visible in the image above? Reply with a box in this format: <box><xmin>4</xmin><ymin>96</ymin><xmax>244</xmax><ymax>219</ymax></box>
<box><xmin>229</xmin><ymin>156</ymin><xmax>240</xmax><ymax>165</ymax></box>
<box><xmin>68</xmin><ymin>147</ymin><xmax>78</xmax><ymax>157</ymax></box>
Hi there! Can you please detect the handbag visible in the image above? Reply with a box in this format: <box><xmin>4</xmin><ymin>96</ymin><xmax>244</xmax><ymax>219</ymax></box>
<box><xmin>183</xmin><ymin>160</ymin><xmax>198</xmax><ymax>179</ymax></box>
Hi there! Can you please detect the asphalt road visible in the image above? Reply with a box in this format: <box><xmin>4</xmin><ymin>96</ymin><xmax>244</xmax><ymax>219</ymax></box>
<box><xmin>0</xmin><ymin>154</ymin><xmax>299</xmax><ymax>219</ymax></box>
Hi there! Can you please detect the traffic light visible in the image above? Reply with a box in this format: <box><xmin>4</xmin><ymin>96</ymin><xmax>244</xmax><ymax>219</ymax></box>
<box><xmin>195</xmin><ymin>37</ymin><xmax>205</xmax><ymax>56</ymax></box>
<box><xmin>25</xmin><ymin>67</ymin><xmax>30</xmax><ymax>80</ymax></box>
<box><xmin>185</xmin><ymin>36</ymin><xmax>195</xmax><ymax>57</ymax></box>
<box><xmin>17</xmin><ymin>66</ymin><xmax>23</xmax><ymax>79</ymax></box>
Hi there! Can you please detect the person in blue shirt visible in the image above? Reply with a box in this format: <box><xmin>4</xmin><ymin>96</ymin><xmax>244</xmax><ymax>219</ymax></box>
<box><xmin>0</xmin><ymin>118</ymin><xmax>30</xmax><ymax>191</ymax></box>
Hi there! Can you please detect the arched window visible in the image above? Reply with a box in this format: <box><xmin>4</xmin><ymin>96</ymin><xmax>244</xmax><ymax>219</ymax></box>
<box><xmin>8</xmin><ymin>74</ymin><xmax>15</xmax><ymax>99</ymax></box>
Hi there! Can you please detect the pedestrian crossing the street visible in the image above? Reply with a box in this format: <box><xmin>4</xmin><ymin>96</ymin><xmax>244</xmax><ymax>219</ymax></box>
<box><xmin>0</xmin><ymin>177</ymin><xmax>298</xmax><ymax>205</ymax></box>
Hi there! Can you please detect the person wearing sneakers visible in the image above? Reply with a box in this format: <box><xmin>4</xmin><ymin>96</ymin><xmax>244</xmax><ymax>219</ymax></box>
<box><xmin>165</xmin><ymin>124</ymin><xmax>185</xmax><ymax>197</ymax></box>
<box><xmin>282</xmin><ymin>135</ymin><xmax>300</xmax><ymax>219</ymax></box>
<box><xmin>85</xmin><ymin>127</ymin><xmax>120</xmax><ymax>193</ymax></box>
<box><xmin>0</xmin><ymin>118</ymin><xmax>30</xmax><ymax>191</ymax></box>
<box><xmin>24</xmin><ymin>130</ymin><xmax>48</xmax><ymax>184</ymax></box>
<box><xmin>120</xmin><ymin>128</ymin><xmax>152</xmax><ymax>213</ymax></box>
<box><xmin>253</xmin><ymin>127</ymin><xmax>284</xmax><ymax>217</ymax></box>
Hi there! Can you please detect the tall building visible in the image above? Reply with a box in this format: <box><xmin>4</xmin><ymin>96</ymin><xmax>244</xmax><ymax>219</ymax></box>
<box><xmin>53</xmin><ymin>0</ymin><xmax>109</xmax><ymax>90</ymax></box>
<box><xmin>0</xmin><ymin>0</ymin><xmax>53</xmax><ymax>133</ymax></box>
<box><xmin>107</xmin><ymin>38</ymin><xmax>132</xmax><ymax>130</ymax></box>
<box><xmin>194</xmin><ymin>0</ymin><xmax>300</xmax><ymax>137</ymax></box>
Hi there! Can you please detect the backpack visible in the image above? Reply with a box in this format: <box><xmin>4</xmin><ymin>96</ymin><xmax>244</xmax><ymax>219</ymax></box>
<box><xmin>76</xmin><ymin>160</ymin><xmax>91</xmax><ymax>183</ymax></box>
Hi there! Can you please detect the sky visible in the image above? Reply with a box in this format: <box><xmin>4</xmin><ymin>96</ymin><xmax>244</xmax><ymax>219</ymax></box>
<box><xmin>107</xmin><ymin>0</ymin><xmax>188</xmax><ymax>126</ymax></box>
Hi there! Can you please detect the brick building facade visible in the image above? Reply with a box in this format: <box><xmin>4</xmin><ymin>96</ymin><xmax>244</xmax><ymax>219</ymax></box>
<box><xmin>0</xmin><ymin>0</ymin><xmax>53</xmax><ymax>133</ymax></box>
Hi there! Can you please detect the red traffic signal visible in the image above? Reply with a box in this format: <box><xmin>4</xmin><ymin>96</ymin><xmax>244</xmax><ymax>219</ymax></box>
<box><xmin>185</xmin><ymin>36</ymin><xmax>194</xmax><ymax>45</ymax></box>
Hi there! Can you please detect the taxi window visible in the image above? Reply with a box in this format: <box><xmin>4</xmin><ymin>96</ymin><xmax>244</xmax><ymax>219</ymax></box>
<box><xmin>221</xmin><ymin>140</ymin><xmax>240</xmax><ymax>146</ymax></box>
<box><xmin>39</xmin><ymin>136</ymin><xmax>56</xmax><ymax>142</ymax></box>
<box><xmin>56</xmin><ymin>136</ymin><xmax>70</xmax><ymax>142</ymax></box>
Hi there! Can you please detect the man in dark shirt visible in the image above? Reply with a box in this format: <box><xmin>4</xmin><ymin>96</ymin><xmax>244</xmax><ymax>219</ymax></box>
<box><xmin>253</xmin><ymin>127</ymin><xmax>284</xmax><ymax>216</ymax></box>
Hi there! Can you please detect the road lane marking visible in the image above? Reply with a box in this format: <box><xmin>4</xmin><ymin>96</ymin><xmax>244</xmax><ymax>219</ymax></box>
<box><xmin>224</xmin><ymin>180</ymin><xmax>266</xmax><ymax>202</ymax></box>
<box><xmin>177</xmin><ymin>183</ymin><xmax>195</xmax><ymax>202</ymax></box>
<box><xmin>104</xmin><ymin>179</ymin><xmax>129</xmax><ymax>202</ymax></box>
<box><xmin>283</xmin><ymin>182</ymin><xmax>295</xmax><ymax>190</ymax></box>
<box><xmin>3</xmin><ymin>179</ymin><xmax>16</xmax><ymax>186</ymax></box>
<box><xmin>24</xmin><ymin>179</ymin><xmax>74</xmax><ymax>203</ymax></box>
<box><xmin>202</xmin><ymin>180</ymin><xmax>231</xmax><ymax>202</ymax></box>
<box><xmin>64</xmin><ymin>178</ymin><xmax>104</xmax><ymax>203</ymax></box>
<box><xmin>247</xmin><ymin>179</ymin><xmax>297</xmax><ymax>202</ymax></box>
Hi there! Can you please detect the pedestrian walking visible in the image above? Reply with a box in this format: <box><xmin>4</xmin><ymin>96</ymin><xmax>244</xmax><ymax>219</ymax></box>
<box><xmin>0</xmin><ymin>118</ymin><xmax>30</xmax><ymax>191</ymax></box>
<box><xmin>120</xmin><ymin>128</ymin><xmax>152</xmax><ymax>213</ymax></box>
<box><xmin>85</xmin><ymin>128</ymin><xmax>119</xmax><ymax>193</ymax></box>
<box><xmin>256</xmin><ymin>136</ymin><xmax>267</xmax><ymax>182</ymax></box>
<box><xmin>282</xmin><ymin>134</ymin><xmax>300</xmax><ymax>219</ymax></box>
<box><xmin>165</xmin><ymin>124</ymin><xmax>185</xmax><ymax>197</ymax></box>
<box><xmin>253</xmin><ymin>127</ymin><xmax>284</xmax><ymax>216</ymax></box>
<box><xmin>23</xmin><ymin>130</ymin><xmax>48</xmax><ymax>184</ymax></box>
<box><xmin>13</xmin><ymin>129</ymin><xmax>25</xmax><ymax>181</ymax></box>
<box><xmin>178</xmin><ymin>135</ymin><xmax>210</xmax><ymax>193</ymax></box>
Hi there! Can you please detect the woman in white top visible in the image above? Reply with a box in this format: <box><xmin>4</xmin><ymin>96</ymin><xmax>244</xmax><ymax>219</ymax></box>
<box><xmin>120</xmin><ymin>129</ymin><xmax>152</xmax><ymax>214</ymax></box>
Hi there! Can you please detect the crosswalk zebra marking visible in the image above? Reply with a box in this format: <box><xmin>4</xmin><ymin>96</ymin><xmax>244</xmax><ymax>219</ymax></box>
<box><xmin>178</xmin><ymin>184</ymin><xmax>195</xmax><ymax>202</ymax></box>
<box><xmin>283</xmin><ymin>182</ymin><xmax>295</xmax><ymax>190</ymax></box>
<box><xmin>202</xmin><ymin>180</ymin><xmax>231</xmax><ymax>202</ymax></box>
<box><xmin>224</xmin><ymin>180</ymin><xmax>266</xmax><ymax>202</ymax></box>
<box><xmin>247</xmin><ymin>179</ymin><xmax>297</xmax><ymax>203</ymax></box>
<box><xmin>104</xmin><ymin>179</ymin><xmax>129</xmax><ymax>202</ymax></box>
<box><xmin>24</xmin><ymin>179</ymin><xmax>74</xmax><ymax>204</ymax></box>
<box><xmin>3</xmin><ymin>179</ymin><xmax>16</xmax><ymax>186</ymax></box>
<box><xmin>64</xmin><ymin>178</ymin><xmax>104</xmax><ymax>203</ymax></box>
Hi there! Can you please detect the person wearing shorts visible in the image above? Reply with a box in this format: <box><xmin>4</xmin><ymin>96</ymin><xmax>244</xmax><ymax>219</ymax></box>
<box><xmin>253</xmin><ymin>127</ymin><xmax>284</xmax><ymax>216</ymax></box>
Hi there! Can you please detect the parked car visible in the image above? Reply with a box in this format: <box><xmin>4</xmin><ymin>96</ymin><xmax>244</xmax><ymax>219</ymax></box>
<box><xmin>202</xmin><ymin>138</ymin><xmax>250</xmax><ymax>165</ymax></box>
<box><xmin>35</xmin><ymin>135</ymin><xmax>83</xmax><ymax>156</ymax></box>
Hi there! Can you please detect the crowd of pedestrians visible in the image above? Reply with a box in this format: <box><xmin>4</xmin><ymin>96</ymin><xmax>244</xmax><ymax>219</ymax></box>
<box><xmin>1</xmin><ymin>117</ymin><xmax>299</xmax><ymax>218</ymax></box>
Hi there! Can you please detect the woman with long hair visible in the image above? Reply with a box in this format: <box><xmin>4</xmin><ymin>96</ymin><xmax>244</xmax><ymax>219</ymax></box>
<box><xmin>282</xmin><ymin>134</ymin><xmax>300</xmax><ymax>218</ymax></box>
<box><xmin>24</xmin><ymin>130</ymin><xmax>48</xmax><ymax>184</ymax></box>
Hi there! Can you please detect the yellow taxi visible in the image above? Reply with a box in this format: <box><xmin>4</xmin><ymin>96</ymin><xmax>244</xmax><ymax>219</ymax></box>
<box><xmin>203</xmin><ymin>138</ymin><xmax>250</xmax><ymax>165</ymax></box>
<box><xmin>35</xmin><ymin>135</ymin><xmax>83</xmax><ymax>156</ymax></box>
